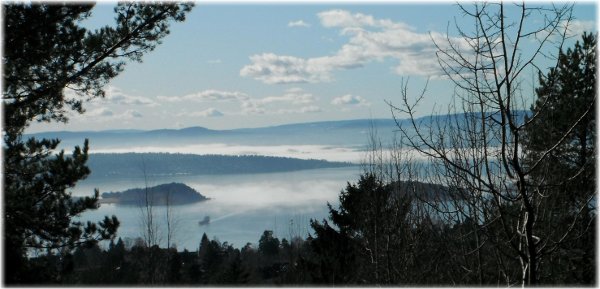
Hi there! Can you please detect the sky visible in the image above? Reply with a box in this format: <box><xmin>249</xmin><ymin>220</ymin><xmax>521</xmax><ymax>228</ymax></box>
<box><xmin>26</xmin><ymin>2</ymin><xmax>597</xmax><ymax>133</ymax></box>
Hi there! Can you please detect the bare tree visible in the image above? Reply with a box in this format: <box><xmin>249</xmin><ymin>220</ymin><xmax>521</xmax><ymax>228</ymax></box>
<box><xmin>138</xmin><ymin>157</ymin><xmax>160</xmax><ymax>248</ymax></box>
<box><xmin>359</xmin><ymin>123</ymin><xmax>450</xmax><ymax>284</ymax></box>
<box><xmin>165</xmin><ymin>189</ymin><xmax>181</xmax><ymax>250</ymax></box>
<box><xmin>388</xmin><ymin>2</ymin><xmax>594</xmax><ymax>286</ymax></box>
<box><xmin>136</xmin><ymin>156</ymin><xmax>163</xmax><ymax>284</ymax></box>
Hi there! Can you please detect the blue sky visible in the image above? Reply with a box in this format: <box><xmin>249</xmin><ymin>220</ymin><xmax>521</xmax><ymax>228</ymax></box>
<box><xmin>28</xmin><ymin>2</ymin><xmax>597</xmax><ymax>133</ymax></box>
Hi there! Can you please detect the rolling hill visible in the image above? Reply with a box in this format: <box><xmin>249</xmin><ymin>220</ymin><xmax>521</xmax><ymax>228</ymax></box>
<box><xmin>26</xmin><ymin>111</ymin><xmax>529</xmax><ymax>151</ymax></box>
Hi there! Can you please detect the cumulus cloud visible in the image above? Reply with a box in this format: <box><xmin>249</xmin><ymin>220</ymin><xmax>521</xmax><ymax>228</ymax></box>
<box><xmin>331</xmin><ymin>94</ymin><xmax>370</xmax><ymax>106</ymax></box>
<box><xmin>562</xmin><ymin>20</ymin><xmax>596</xmax><ymax>37</ymax></box>
<box><xmin>123</xmin><ymin>109</ymin><xmax>143</xmax><ymax>118</ymax></box>
<box><xmin>177</xmin><ymin>108</ymin><xmax>224</xmax><ymax>118</ymax></box>
<box><xmin>187</xmin><ymin>108</ymin><xmax>225</xmax><ymax>117</ymax></box>
<box><xmin>86</xmin><ymin>107</ymin><xmax>114</xmax><ymax>117</ymax></box>
<box><xmin>288</xmin><ymin>20</ymin><xmax>311</xmax><ymax>28</ymax></box>
<box><xmin>100</xmin><ymin>86</ymin><xmax>158</xmax><ymax>106</ymax></box>
<box><xmin>64</xmin><ymin>86</ymin><xmax>158</xmax><ymax>107</ymax></box>
<box><xmin>241</xmin><ymin>9</ymin><xmax>459</xmax><ymax>84</ymax></box>
<box><xmin>156</xmin><ymin>88</ymin><xmax>321</xmax><ymax>116</ymax></box>
<box><xmin>240</xmin><ymin>53</ymin><xmax>332</xmax><ymax>84</ymax></box>
<box><xmin>239</xmin><ymin>88</ymin><xmax>319</xmax><ymax>115</ymax></box>
<box><xmin>241</xmin><ymin>101</ymin><xmax>266</xmax><ymax>115</ymax></box>
<box><xmin>72</xmin><ymin>107</ymin><xmax>143</xmax><ymax>121</ymax></box>
<box><xmin>157</xmin><ymin>90</ymin><xmax>249</xmax><ymax>102</ymax></box>
<box><xmin>319</xmin><ymin>9</ymin><xmax>412</xmax><ymax>30</ymax></box>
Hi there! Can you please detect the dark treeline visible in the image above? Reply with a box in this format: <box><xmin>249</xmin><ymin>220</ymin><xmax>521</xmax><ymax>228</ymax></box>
<box><xmin>87</xmin><ymin>153</ymin><xmax>354</xmax><ymax>178</ymax></box>
<box><xmin>27</xmin><ymin>173</ymin><xmax>595</xmax><ymax>286</ymax></box>
<box><xmin>3</xmin><ymin>2</ymin><xmax>596</xmax><ymax>287</ymax></box>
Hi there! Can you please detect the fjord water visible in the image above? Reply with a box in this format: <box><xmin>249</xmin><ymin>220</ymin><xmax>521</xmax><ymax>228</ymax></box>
<box><xmin>59</xmin><ymin>119</ymin><xmax>411</xmax><ymax>251</ymax></box>
<box><xmin>74</xmin><ymin>166</ymin><xmax>361</xmax><ymax>251</ymax></box>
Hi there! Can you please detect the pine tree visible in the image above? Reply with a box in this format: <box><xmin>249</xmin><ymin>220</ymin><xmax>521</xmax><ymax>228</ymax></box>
<box><xmin>2</xmin><ymin>3</ymin><xmax>193</xmax><ymax>284</ymax></box>
<box><xmin>309</xmin><ymin>174</ymin><xmax>393</xmax><ymax>284</ymax></box>
<box><xmin>524</xmin><ymin>32</ymin><xmax>596</xmax><ymax>284</ymax></box>
<box><xmin>526</xmin><ymin>32</ymin><xmax>596</xmax><ymax>197</ymax></box>
<box><xmin>258</xmin><ymin>230</ymin><xmax>280</xmax><ymax>258</ymax></box>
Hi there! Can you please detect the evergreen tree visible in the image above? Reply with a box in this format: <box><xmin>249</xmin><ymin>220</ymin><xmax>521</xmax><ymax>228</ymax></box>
<box><xmin>106</xmin><ymin>238</ymin><xmax>128</xmax><ymax>284</ymax></box>
<box><xmin>222</xmin><ymin>250</ymin><xmax>249</xmax><ymax>284</ymax></box>
<box><xmin>309</xmin><ymin>219</ymin><xmax>360</xmax><ymax>284</ymax></box>
<box><xmin>2</xmin><ymin>3</ymin><xmax>193</xmax><ymax>284</ymax></box>
<box><xmin>524</xmin><ymin>32</ymin><xmax>597</xmax><ymax>284</ymax></box>
<box><xmin>198</xmin><ymin>233</ymin><xmax>210</xmax><ymax>260</ymax></box>
<box><xmin>310</xmin><ymin>174</ymin><xmax>391</xmax><ymax>284</ymax></box>
<box><xmin>258</xmin><ymin>230</ymin><xmax>280</xmax><ymax>258</ymax></box>
<box><xmin>525</xmin><ymin>32</ymin><xmax>596</xmax><ymax>199</ymax></box>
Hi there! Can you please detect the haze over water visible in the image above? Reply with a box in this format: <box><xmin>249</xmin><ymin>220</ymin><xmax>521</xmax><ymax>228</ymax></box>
<box><xmin>76</xmin><ymin>166</ymin><xmax>361</xmax><ymax>251</ymax></box>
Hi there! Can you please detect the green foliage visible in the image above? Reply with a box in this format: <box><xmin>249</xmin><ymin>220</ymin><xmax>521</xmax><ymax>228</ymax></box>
<box><xmin>258</xmin><ymin>230</ymin><xmax>280</xmax><ymax>258</ymax></box>
<box><xmin>309</xmin><ymin>173</ymin><xmax>421</xmax><ymax>285</ymax></box>
<box><xmin>524</xmin><ymin>32</ymin><xmax>597</xmax><ymax>285</ymax></box>
<box><xmin>309</xmin><ymin>219</ymin><xmax>360</xmax><ymax>284</ymax></box>
<box><xmin>3</xmin><ymin>3</ymin><xmax>193</xmax><ymax>133</ymax></box>
<box><xmin>2</xmin><ymin>2</ymin><xmax>193</xmax><ymax>284</ymax></box>
<box><xmin>526</xmin><ymin>32</ymin><xmax>596</xmax><ymax>196</ymax></box>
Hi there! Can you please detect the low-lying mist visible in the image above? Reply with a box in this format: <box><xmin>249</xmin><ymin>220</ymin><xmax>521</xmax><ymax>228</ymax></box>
<box><xmin>77</xmin><ymin>167</ymin><xmax>361</xmax><ymax>250</ymax></box>
<box><xmin>91</xmin><ymin>143</ymin><xmax>366</xmax><ymax>163</ymax></box>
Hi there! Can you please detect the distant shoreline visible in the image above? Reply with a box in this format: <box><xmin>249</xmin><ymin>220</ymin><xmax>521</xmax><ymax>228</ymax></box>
<box><xmin>85</xmin><ymin>153</ymin><xmax>357</xmax><ymax>180</ymax></box>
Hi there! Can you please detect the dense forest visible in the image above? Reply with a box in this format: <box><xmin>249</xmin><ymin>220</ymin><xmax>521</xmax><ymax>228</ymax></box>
<box><xmin>86</xmin><ymin>153</ymin><xmax>354</xmax><ymax>178</ymax></box>
<box><xmin>3</xmin><ymin>2</ymin><xmax>595</xmax><ymax>287</ymax></box>
<box><xmin>26</xmin><ymin>174</ymin><xmax>596</xmax><ymax>285</ymax></box>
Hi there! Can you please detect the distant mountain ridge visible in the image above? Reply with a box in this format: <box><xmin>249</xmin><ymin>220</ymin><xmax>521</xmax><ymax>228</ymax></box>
<box><xmin>26</xmin><ymin>111</ymin><xmax>529</xmax><ymax>149</ymax></box>
<box><xmin>28</xmin><ymin>119</ymin><xmax>396</xmax><ymax>138</ymax></box>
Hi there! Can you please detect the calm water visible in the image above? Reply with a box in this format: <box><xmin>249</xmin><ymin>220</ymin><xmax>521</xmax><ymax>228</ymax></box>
<box><xmin>74</xmin><ymin>166</ymin><xmax>361</xmax><ymax>251</ymax></box>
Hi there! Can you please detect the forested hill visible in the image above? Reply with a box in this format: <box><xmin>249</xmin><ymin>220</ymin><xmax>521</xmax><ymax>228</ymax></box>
<box><xmin>86</xmin><ymin>153</ymin><xmax>355</xmax><ymax>178</ymax></box>
<box><xmin>101</xmin><ymin>182</ymin><xmax>207</xmax><ymax>205</ymax></box>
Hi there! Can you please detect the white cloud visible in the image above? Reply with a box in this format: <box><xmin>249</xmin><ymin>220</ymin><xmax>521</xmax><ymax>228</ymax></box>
<box><xmin>239</xmin><ymin>88</ymin><xmax>320</xmax><ymax>115</ymax></box>
<box><xmin>82</xmin><ymin>109</ymin><xmax>142</xmax><ymax>121</ymax></box>
<box><xmin>240</xmin><ymin>53</ymin><xmax>332</xmax><ymax>84</ymax></box>
<box><xmin>123</xmin><ymin>109</ymin><xmax>143</xmax><ymax>118</ymax></box>
<box><xmin>184</xmin><ymin>108</ymin><xmax>224</xmax><ymax>117</ymax></box>
<box><xmin>72</xmin><ymin>107</ymin><xmax>142</xmax><ymax>121</ymax></box>
<box><xmin>241</xmin><ymin>101</ymin><xmax>266</xmax><ymax>115</ymax></box>
<box><xmin>156</xmin><ymin>88</ymin><xmax>321</xmax><ymax>116</ymax></box>
<box><xmin>331</xmin><ymin>94</ymin><xmax>370</xmax><ymax>106</ymax></box>
<box><xmin>241</xmin><ymin>9</ymin><xmax>459</xmax><ymax>84</ymax></box>
<box><xmin>86</xmin><ymin>107</ymin><xmax>114</xmax><ymax>117</ymax></box>
<box><xmin>288</xmin><ymin>20</ymin><xmax>311</xmax><ymax>28</ymax></box>
<box><xmin>99</xmin><ymin>86</ymin><xmax>158</xmax><ymax>106</ymax></box>
<box><xmin>64</xmin><ymin>86</ymin><xmax>158</xmax><ymax>108</ymax></box>
<box><xmin>318</xmin><ymin>9</ymin><xmax>411</xmax><ymax>30</ymax></box>
<box><xmin>157</xmin><ymin>90</ymin><xmax>249</xmax><ymax>102</ymax></box>
<box><xmin>562</xmin><ymin>20</ymin><xmax>596</xmax><ymax>38</ymax></box>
